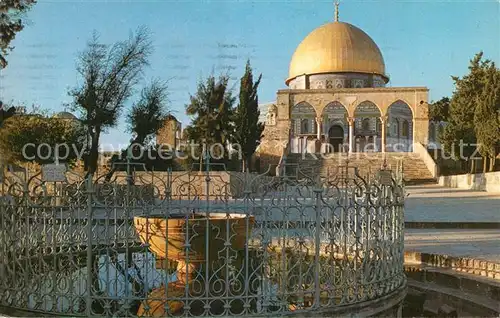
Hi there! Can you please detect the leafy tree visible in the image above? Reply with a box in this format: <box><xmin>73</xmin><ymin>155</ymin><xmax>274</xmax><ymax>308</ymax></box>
<box><xmin>185</xmin><ymin>74</ymin><xmax>235</xmax><ymax>168</ymax></box>
<box><xmin>105</xmin><ymin>80</ymin><xmax>171</xmax><ymax>176</ymax></box>
<box><xmin>0</xmin><ymin>112</ymin><xmax>86</xmax><ymax>165</ymax></box>
<box><xmin>474</xmin><ymin>63</ymin><xmax>500</xmax><ymax>172</ymax></box>
<box><xmin>0</xmin><ymin>101</ymin><xmax>17</xmax><ymax>128</ymax></box>
<box><xmin>127</xmin><ymin>79</ymin><xmax>170</xmax><ymax>146</ymax></box>
<box><xmin>69</xmin><ymin>27</ymin><xmax>152</xmax><ymax>175</ymax></box>
<box><xmin>233</xmin><ymin>60</ymin><xmax>263</xmax><ymax>172</ymax></box>
<box><xmin>429</xmin><ymin>97</ymin><xmax>450</xmax><ymax>122</ymax></box>
<box><xmin>441</xmin><ymin>52</ymin><xmax>489</xmax><ymax>164</ymax></box>
<box><xmin>0</xmin><ymin>0</ymin><xmax>37</xmax><ymax>68</ymax></box>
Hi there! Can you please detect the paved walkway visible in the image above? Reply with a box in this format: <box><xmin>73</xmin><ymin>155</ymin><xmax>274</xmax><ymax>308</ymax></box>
<box><xmin>405</xmin><ymin>229</ymin><xmax>500</xmax><ymax>263</ymax></box>
<box><xmin>404</xmin><ymin>185</ymin><xmax>500</xmax><ymax>263</ymax></box>
<box><xmin>405</xmin><ymin>185</ymin><xmax>500</xmax><ymax>222</ymax></box>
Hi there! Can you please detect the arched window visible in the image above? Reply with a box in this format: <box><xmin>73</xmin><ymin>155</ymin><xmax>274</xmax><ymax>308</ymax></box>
<box><xmin>362</xmin><ymin>118</ymin><xmax>371</xmax><ymax>131</ymax></box>
<box><xmin>402</xmin><ymin>120</ymin><xmax>410</xmax><ymax>138</ymax></box>
<box><xmin>301</xmin><ymin>119</ymin><xmax>309</xmax><ymax>134</ymax></box>
<box><xmin>429</xmin><ymin>122</ymin><xmax>436</xmax><ymax>141</ymax></box>
<box><xmin>392</xmin><ymin>119</ymin><xmax>399</xmax><ymax>137</ymax></box>
<box><xmin>292</xmin><ymin>102</ymin><xmax>315</xmax><ymax>135</ymax></box>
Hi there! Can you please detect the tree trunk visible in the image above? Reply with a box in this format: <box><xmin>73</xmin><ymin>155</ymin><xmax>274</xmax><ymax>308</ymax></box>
<box><xmin>246</xmin><ymin>157</ymin><xmax>251</xmax><ymax>173</ymax></box>
<box><xmin>490</xmin><ymin>156</ymin><xmax>496</xmax><ymax>172</ymax></box>
<box><xmin>470</xmin><ymin>159</ymin><xmax>475</xmax><ymax>174</ymax></box>
<box><xmin>483</xmin><ymin>157</ymin><xmax>488</xmax><ymax>173</ymax></box>
<box><xmin>242</xmin><ymin>156</ymin><xmax>251</xmax><ymax>173</ymax></box>
<box><xmin>88</xmin><ymin>127</ymin><xmax>101</xmax><ymax>175</ymax></box>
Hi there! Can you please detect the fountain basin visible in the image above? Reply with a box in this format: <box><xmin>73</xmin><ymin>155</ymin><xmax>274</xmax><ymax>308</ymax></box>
<box><xmin>134</xmin><ymin>213</ymin><xmax>255</xmax><ymax>283</ymax></box>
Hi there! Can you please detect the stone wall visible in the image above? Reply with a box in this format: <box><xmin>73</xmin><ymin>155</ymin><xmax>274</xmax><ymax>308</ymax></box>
<box><xmin>258</xmin><ymin>87</ymin><xmax>430</xmax><ymax>171</ymax></box>
<box><xmin>157</xmin><ymin>117</ymin><xmax>180</xmax><ymax>148</ymax></box>
<box><xmin>288</xmin><ymin>73</ymin><xmax>387</xmax><ymax>89</ymax></box>
<box><xmin>438</xmin><ymin>171</ymin><xmax>500</xmax><ymax>193</ymax></box>
<box><xmin>1</xmin><ymin>169</ymin><xmax>278</xmax><ymax>199</ymax></box>
<box><xmin>99</xmin><ymin>171</ymin><xmax>276</xmax><ymax>199</ymax></box>
<box><xmin>258</xmin><ymin>93</ymin><xmax>291</xmax><ymax>173</ymax></box>
<box><xmin>413</xmin><ymin>142</ymin><xmax>437</xmax><ymax>178</ymax></box>
<box><xmin>280</xmin><ymin>87</ymin><xmax>428</xmax><ymax>120</ymax></box>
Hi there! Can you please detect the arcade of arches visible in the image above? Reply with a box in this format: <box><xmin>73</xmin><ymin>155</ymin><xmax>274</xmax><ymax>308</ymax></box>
<box><xmin>260</xmin><ymin>88</ymin><xmax>429</xmax><ymax>159</ymax></box>
<box><xmin>290</xmin><ymin>99</ymin><xmax>414</xmax><ymax>153</ymax></box>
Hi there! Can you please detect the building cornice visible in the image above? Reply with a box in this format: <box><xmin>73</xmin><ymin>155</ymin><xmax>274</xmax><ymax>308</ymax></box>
<box><xmin>278</xmin><ymin>87</ymin><xmax>429</xmax><ymax>94</ymax></box>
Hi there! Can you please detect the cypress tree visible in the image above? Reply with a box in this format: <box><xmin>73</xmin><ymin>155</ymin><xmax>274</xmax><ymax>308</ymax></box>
<box><xmin>441</xmin><ymin>52</ymin><xmax>488</xmax><ymax>169</ymax></box>
<box><xmin>474</xmin><ymin>64</ymin><xmax>500</xmax><ymax>172</ymax></box>
<box><xmin>185</xmin><ymin>74</ymin><xmax>235</xmax><ymax>169</ymax></box>
<box><xmin>233</xmin><ymin>60</ymin><xmax>264</xmax><ymax>172</ymax></box>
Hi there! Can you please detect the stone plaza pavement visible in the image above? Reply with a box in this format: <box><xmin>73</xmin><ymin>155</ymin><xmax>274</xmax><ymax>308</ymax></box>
<box><xmin>405</xmin><ymin>185</ymin><xmax>500</xmax><ymax>222</ymax></box>
<box><xmin>404</xmin><ymin>185</ymin><xmax>500</xmax><ymax>263</ymax></box>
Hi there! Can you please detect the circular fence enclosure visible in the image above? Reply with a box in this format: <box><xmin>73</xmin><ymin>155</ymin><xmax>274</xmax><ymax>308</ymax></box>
<box><xmin>0</xmin><ymin>163</ymin><xmax>406</xmax><ymax>317</ymax></box>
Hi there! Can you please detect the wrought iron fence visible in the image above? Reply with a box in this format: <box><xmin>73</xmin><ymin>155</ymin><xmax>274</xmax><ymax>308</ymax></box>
<box><xmin>0</xmin><ymin>162</ymin><xmax>406</xmax><ymax>317</ymax></box>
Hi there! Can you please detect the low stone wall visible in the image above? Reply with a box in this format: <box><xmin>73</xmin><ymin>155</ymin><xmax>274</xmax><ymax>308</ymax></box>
<box><xmin>1</xmin><ymin>169</ymin><xmax>278</xmax><ymax>200</ymax></box>
<box><xmin>405</xmin><ymin>251</ymin><xmax>500</xmax><ymax>280</ymax></box>
<box><xmin>414</xmin><ymin>142</ymin><xmax>438</xmax><ymax>178</ymax></box>
<box><xmin>438</xmin><ymin>171</ymin><xmax>500</xmax><ymax>193</ymax></box>
<box><xmin>100</xmin><ymin>171</ymin><xmax>276</xmax><ymax>199</ymax></box>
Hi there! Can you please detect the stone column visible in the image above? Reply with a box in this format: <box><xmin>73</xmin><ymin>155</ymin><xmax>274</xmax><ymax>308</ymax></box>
<box><xmin>315</xmin><ymin>117</ymin><xmax>323</xmax><ymax>153</ymax></box>
<box><xmin>413</xmin><ymin>99</ymin><xmax>429</xmax><ymax>151</ymax></box>
<box><xmin>412</xmin><ymin>119</ymin><xmax>416</xmax><ymax>151</ymax></box>
<box><xmin>315</xmin><ymin>117</ymin><xmax>322</xmax><ymax>140</ymax></box>
<box><xmin>347</xmin><ymin>117</ymin><xmax>355</xmax><ymax>153</ymax></box>
<box><xmin>380</xmin><ymin>116</ymin><xmax>387</xmax><ymax>153</ymax></box>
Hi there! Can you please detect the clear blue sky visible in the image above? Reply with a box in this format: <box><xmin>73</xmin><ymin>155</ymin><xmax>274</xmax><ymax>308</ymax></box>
<box><xmin>1</xmin><ymin>0</ymin><xmax>499</xmax><ymax>150</ymax></box>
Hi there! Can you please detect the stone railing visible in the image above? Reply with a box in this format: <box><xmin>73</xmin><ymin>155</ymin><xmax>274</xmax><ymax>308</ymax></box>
<box><xmin>414</xmin><ymin>142</ymin><xmax>438</xmax><ymax>178</ymax></box>
<box><xmin>99</xmin><ymin>171</ymin><xmax>277</xmax><ymax>200</ymax></box>
<box><xmin>276</xmin><ymin>129</ymin><xmax>291</xmax><ymax>177</ymax></box>
<box><xmin>439</xmin><ymin>171</ymin><xmax>500</xmax><ymax>193</ymax></box>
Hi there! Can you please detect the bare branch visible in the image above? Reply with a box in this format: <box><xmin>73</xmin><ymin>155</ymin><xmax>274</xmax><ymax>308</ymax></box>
<box><xmin>68</xmin><ymin>26</ymin><xmax>153</xmax><ymax>173</ymax></box>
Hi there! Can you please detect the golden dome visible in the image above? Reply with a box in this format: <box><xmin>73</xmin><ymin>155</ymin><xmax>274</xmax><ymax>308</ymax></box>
<box><xmin>287</xmin><ymin>21</ymin><xmax>388</xmax><ymax>85</ymax></box>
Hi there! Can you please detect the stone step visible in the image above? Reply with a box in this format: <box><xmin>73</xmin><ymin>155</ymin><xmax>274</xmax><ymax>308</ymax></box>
<box><xmin>405</xmin><ymin>260</ymin><xmax>500</xmax><ymax>316</ymax></box>
<box><xmin>405</xmin><ymin>178</ymin><xmax>437</xmax><ymax>186</ymax></box>
<box><xmin>405</xmin><ymin>264</ymin><xmax>500</xmax><ymax>302</ymax></box>
<box><xmin>421</xmin><ymin>300</ymin><xmax>460</xmax><ymax>317</ymax></box>
<box><xmin>285</xmin><ymin>152</ymin><xmax>435</xmax><ymax>182</ymax></box>
<box><xmin>407</xmin><ymin>278</ymin><xmax>500</xmax><ymax>317</ymax></box>
<box><xmin>422</xmin><ymin>299</ymin><xmax>440</xmax><ymax>316</ymax></box>
<box><xmin>403</xmin><ymin>288</ymin><xmax>426</xmax><ymax>317</ymax></box>
<box><xmin>405</xmin><ymin>222</ymin><xmax>500</xmax><ymax>230</ymax></box>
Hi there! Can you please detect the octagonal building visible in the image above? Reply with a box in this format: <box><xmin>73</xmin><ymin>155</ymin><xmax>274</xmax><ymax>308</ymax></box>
<box><xmin>259</xmin><ymin>8</ymin><xmax>430</xmax><ymax>174</ymax></box>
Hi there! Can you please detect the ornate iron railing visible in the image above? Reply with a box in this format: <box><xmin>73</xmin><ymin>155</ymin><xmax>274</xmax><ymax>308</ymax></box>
<box><xmin>0</xmin><ymin>162</ymin><xmax>406</xmax><ymax>317</ymax></box>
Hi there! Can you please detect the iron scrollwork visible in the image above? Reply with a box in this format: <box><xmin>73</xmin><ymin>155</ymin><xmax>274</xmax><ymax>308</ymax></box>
<box><xmin>0</xmin><ymin>161</ymin><xmax>406</xmax><ymax>316</ymax></box>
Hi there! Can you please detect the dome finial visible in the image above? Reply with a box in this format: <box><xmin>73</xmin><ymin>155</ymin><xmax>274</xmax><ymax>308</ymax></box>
<box><xmin>334</xmin><ymin>0</ymin><xmax>340</xmax><ymax>22</ymax></box>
